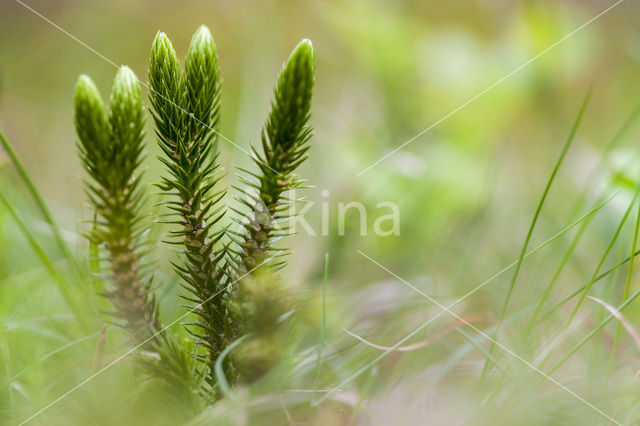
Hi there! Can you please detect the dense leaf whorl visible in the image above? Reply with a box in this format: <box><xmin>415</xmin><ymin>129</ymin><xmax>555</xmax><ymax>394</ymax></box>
<box><xmin>229</xmin><ymin>39</ymin><xmax>315</xmax><ymax>383</ymax></box>
<box><xmin>149</xmin><ymin>26</ymin><xmax>232</xmax><ymax>388</ymax></box>
<box><xmin>234</xmin><ymin>39</ymin><xmax>315</xmax><ymax>273</ymax></box>
<box><xmin>72</xmin><ymin>26</ymin><xmax>317</xmax><ymax>408</ymax></box>
<box><xmin>74</xmin><ymin>66</ymin><xmax>158</xmax><ymax>337</ymax></box>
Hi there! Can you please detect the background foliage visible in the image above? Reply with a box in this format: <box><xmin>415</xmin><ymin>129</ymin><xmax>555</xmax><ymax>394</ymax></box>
<box><xmin>2</xmin><ymin>0</ymin><xmax>640</xmax><ymax>424</ymax></box>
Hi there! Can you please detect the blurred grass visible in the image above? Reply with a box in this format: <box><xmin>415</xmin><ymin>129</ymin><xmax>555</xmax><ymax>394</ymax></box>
<box><xmin>2</xmin><ymin>0</ymin><xmax>640</xmax><ymax>424</ymax></box>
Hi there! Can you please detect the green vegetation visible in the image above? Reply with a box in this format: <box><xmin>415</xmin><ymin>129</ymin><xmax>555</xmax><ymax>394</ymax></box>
<box><xmin>67</xmin><ymin>25</ymin><xmax>316</xmax><ymax>413</ymax></box>
<box><xmin>2</xmin><ymin>2</ymin><xmax>640</xmax><ymax>425</ymax></box>
<box><xmin>75</xmin><ymin>67</ymin><xmax>158</xmax><ymax>339</ymax></box>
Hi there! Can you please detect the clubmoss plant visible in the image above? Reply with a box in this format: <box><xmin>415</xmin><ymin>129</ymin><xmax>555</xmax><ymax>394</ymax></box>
<box><xmin>228</xmin><ymin>39</ymin><xmax>315</xmax><ymax>382</ymax></box>
<box><xmin>149</xmin><ymin>27</ymin><xmax>315</xmax><ymax>388</ymax></box>
<box><xmin>74</xmin><ymin>67</ymin><xmax>158</xmax><ymax>339</ymax></box>
<box><xmin>231</xmin><ymin>39</ymin><xmax>315</xmax><ymax>273</ymax></box>
<box><xmin>75</xmin><ymin>67</ymin><xmax>205</xmax><ymax>416</ymax></box>
<box><xmin>148</xmin><ymin>26</ymin><xmax>232</xmax><ymax>386</ymax></box>
<box><xmin>75</xmin><ymin>24</ymin><xmax>316</xmax><ymax>402</ymax></box>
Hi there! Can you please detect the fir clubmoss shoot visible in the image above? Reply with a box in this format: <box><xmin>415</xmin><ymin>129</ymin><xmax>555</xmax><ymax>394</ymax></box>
<box><xmin>74</xmin><ymin>66</ymin><xmax>158</xmax><ymax>339</ymax></box>
<box><xmin>233</xmin><ymin>39</ymin><xmax>315</xmax><ymax>274</ymax></box>
<box><xmin>149</xmin><ymin>26</ymin><xmax>232</xmax><ymax>388</ymax></box>
<box><xmin>229</xmin><ymin>39</ymin><xmax>315</xmax><ymax>383</ymax></box>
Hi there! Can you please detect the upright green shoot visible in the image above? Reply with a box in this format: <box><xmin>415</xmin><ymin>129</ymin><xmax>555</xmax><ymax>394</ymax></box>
<box><xmin>149</xmin><ymin>26</ymin><xmax>231</xmax><ymax>386</ymax></box>
<box><xmin>228</xmin><ymin>39</ymin><xmax>315</xmax><ymax>383</ymax></box>
<box><xmin>231</xmin><ymin>39</ymin><xmax>315</xmax><ymax>274</ymax></box>
<box><xmin>74</xmin><ymin>67</ymin><xmax>158</xmax><ymax>338</ymax></box>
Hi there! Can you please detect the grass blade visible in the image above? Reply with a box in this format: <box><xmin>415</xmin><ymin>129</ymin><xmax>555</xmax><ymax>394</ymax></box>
<box><xmin>482</xmin><ymin>90</ymin><xmax>592</xmax><ymax>378</ymax></box>
<box><xmin>314</xmin><ymin>194</ymin><xmax>614</xmax><ymax>406</ymax></box>
<box><xmin>524</xmin><ymin>105</ymin><xmax>640</xmax><ymax>335</ymax></box>
<box><xmin>313</xmin><ymin>253</ymin><xmax>329</xmax><ymax>395</ymax></box>
<box><xmin>541</xmin><ymin>188</ymin><xmax>640</xmax><ymax>323</ymax></box>
<box><xmin>547</xmin><ymin>285</ymin><xmax>640</xmax><ymax>376</ymax></box>
<box><xmin>214</xmin><ymin>334</ymin><xmax>250</xmax><ymax>402</ymax></box>
<box><xmin>0</xmin><ymin>129</ymin><xmax>79</xmax><ymax>272</ymax></box>
<box><xmin>606</xmin><ymin>197</ymin><xmax>640</xmax><ymax>384</ymax></box>
<box><xmin>0</xmin><ymin>192</ymin><xmax>90</xmax><ymax>329</ymax></box>
<box><xmin>588</xmin><ymin>296</ymin><xmax>640</xmax><ymax>351</ymax></box>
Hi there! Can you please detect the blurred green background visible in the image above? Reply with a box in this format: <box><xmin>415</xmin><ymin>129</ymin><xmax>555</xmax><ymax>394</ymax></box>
<box><xmin>3</xmin><ymin>0</ymin><xmax>640</xmax><ymax>424</ymax></box>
